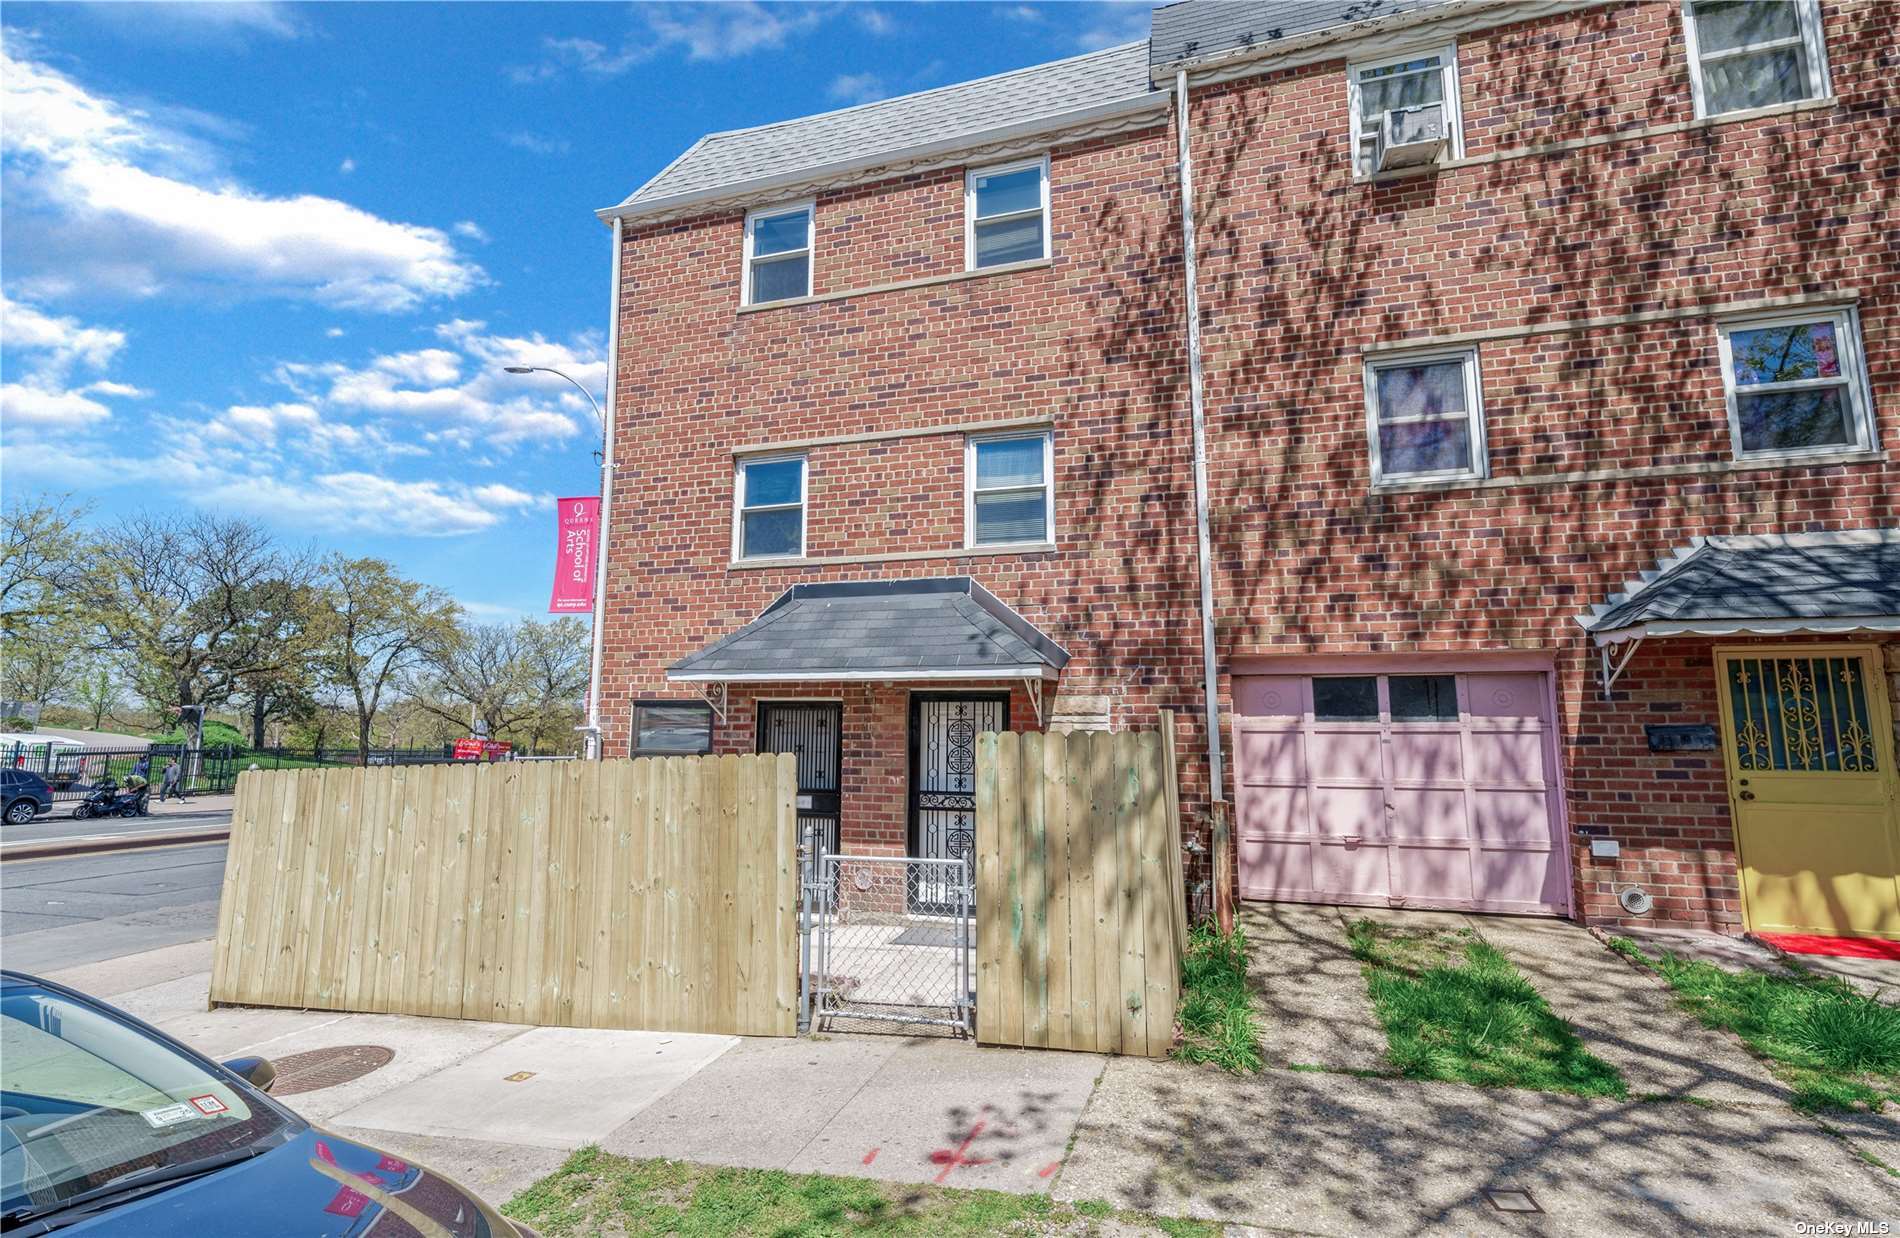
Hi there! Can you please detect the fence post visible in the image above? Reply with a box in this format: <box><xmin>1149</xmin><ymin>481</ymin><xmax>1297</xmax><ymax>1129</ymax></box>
<box><xmin>798</xmin><ymin>821</ymin><xmax>813</xmax><ymax>1033</ymax></box>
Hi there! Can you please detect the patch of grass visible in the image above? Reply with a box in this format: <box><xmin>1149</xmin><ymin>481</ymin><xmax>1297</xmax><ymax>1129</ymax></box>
<box><xmin>1171</xmin><ymin>920</ymin><xmax>1263</xmax><ymax>1073</ymax></box>
<box><xmin>1349</xmin><ymin>918</ymin><xmax>1626</xmax><ymax>1097</ymax></box>
<box><xmin>502</xmin><ymin>1148</ymin><xmax>1218</xmax><ymax>1237</ymax></box>
<box><xmin>1610</xmin><ymin>937</ymin><xmax>1900</xmax><ymax>1114</ymax></box>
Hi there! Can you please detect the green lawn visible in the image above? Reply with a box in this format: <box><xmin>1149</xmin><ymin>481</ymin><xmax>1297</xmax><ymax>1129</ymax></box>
<box><xmin>1608</xmin><ymin>937</ymin><xmax>1900</xmax><ymax>1113</ymax></box>
<box><xmin>1172</xmin><ymin>920</ymin><xmax>1263</xmax><ymax>1073</ymax></box>
<box><xmin>502</xmin><ymin>1147</ymin><xmax>1216</xmax><ymax>1237</ymax></box>
<box><xmin>1348</xmin><ymin>918</ymin><xmax>1625</xmax><ymax>1097</ymax></box>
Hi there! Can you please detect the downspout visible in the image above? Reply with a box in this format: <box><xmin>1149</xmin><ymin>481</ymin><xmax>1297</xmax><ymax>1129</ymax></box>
<box><xmin>1174</xmin><ymin>69</ymin><xmax>1224</xmax><ymax>805</ymax></box>
<box><xmin>584</xmin><ymin>215</ymin><xmax>624</xmax><ymax>760</ymax></box>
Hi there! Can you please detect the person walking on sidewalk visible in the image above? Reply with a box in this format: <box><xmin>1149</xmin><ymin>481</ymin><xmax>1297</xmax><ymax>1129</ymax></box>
<box><xmin>159</xmin><ymin>758</ymin><xmax>185</xmax><ymax>801</ymax></box>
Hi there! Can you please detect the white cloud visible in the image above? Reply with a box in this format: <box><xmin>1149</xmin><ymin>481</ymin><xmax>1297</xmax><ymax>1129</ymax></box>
<box><xmin>451</xmin><ymin>220</ymin><xmax>490</xmax><ymax>243</ymax></box>
<box><xmin>1073</xmin><ymin>2</ymin><xmax>1150</xmax><ymax>51</ymax></box>
<box><xmin>2</xmin><ymin>49</ymin><xmax>484</xmax><ymax>312</ymax></box>
<box><xmin>498</xmin><ymin>129</ymin><xmax>572</xmax><ymax>156</ymax></box>
<box><xmin>509</xmin><ymin>2</ymin><xmax>835</xmax><ymax>81</ymax></box>
<box><xmin>325</xmin><ymin>326</ymin><xmax>346</xmax><ymax>338</ymax></box>
<box><xmin>339</xmin><ymin>156</ymin><xmax>355</xmax><ymax>174</ymax></box>
<box><xmin>856</xmin><ymin>7</ymin><xmax>896</xmax><ymax>35</ymax></box>
<box><xmin>0</xmin><ymin>294</ymin><xmax>135</xmax><ymax>428</ymax></box>
<box><xmin>827</xmin><ymin>72</ymin><xmax>886</xmax><ymax>105</ymax></box>
<box><xmin>79</xmin><ymin>1</ymin><xmax>307</xmax><ymax>43</ymax></box>
<box><xmin>1001</xmin><ymin>5</ymin><xmax>1046</xmax><ymax>22</ymax></box>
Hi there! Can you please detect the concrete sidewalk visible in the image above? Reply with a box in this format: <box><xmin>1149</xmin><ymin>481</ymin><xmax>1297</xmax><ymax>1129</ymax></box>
<box><xmin>45</xmin><ymin>942</ymin><xmax>1107</xmax><ymax>1206</ymax></box>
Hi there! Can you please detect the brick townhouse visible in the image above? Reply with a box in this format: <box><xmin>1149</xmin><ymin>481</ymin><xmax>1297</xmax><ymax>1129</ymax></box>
<box><xmin>595</xmin><ymin>0</ymin><xmax>1900</xmax><ymax>941</ymax></box>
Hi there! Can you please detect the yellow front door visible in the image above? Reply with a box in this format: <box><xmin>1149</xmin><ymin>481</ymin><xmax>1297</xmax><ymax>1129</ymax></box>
<box><xmin>1715</xmin><ymin>645</ymin><xmax>1900</xmax><ymax>939</ymax></box>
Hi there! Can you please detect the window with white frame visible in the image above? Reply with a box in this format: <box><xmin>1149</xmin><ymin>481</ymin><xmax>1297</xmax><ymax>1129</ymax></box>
<box><xmin>1363</xmin><ymin>349</ymin><xmax>1487</xmax><ymax>485</ymax></box>
<box><xmin>1716</xmin><ymin>309</ymin><xmax>1870</xmax><ymax>458</ymax></box>
<box><xmin>734</xmin><ymin>455</ymin><xmax>806</xmax><ymax>559</ymax></box>
<box><xmin>966</xmin><ymin>432</ymin><xmax>1053</xmax><ymax>546</ymax></box>
<box><xmin>632</xmin><ymin>701</ymin><xmax>713</xmax><ymax>756</ymax></box>
<box><xmin>1348</xmin><ymin>45</ymin><xmax>1462</xmax><ymax>175</ymax></box>
<box><xmin>1683</xmin><ymin>0</ymin><xmax>1830</xmax><ymax>118</ymax></box>
<box><xmin>743</xmin><ymin>203</ymin><xmax>812</xmax><ymax>305</ymax></box>
<box><xmin>966</xmin><ymin>157</ymin><xmax>1049</xmax><ymax>270</ymax></box>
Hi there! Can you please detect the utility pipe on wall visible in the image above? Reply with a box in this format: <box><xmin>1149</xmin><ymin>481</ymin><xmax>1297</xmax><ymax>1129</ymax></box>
<box><xmin>1174</xmin><ymin>69</ymin><xmax>1225</xmax><ymax>804</ymax></box>
<box><xmin>584</xmin><ymin>215</ymin><xmax>624</xmax><ymax>760</ymax></box>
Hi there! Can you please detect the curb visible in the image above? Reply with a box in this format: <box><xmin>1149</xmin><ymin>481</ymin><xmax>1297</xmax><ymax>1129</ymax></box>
<box><xmin>0</xmin><ymin>828</ymin><xmax>231</xmax><ymax>862</ymax></box>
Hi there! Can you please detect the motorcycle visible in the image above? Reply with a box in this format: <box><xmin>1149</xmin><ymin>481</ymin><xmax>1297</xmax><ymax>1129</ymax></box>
<box><xmin>72</xmin><ymin>777</ymin><xmax>151</xmax><ymax>819</ymax></box>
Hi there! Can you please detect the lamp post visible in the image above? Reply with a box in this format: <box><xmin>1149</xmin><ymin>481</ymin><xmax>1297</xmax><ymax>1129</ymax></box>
<box><xmin>503</xmin><ymin>364</ymin><xmax>607</xmax><ymax>760</ymax></box>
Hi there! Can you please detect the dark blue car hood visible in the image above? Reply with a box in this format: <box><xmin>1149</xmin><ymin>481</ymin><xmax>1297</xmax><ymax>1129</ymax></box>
<box><xmin>61</xmin><ymin>1126</ymin><xmax>509</xmax><ymax>1237</ymax></box>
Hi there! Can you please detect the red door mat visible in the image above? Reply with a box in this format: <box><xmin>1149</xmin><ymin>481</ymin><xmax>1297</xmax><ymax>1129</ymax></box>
<box><xmin>1756</xmin><ymin>933</ymin><xmax>1900</xmax><ymax>961</ymax></box>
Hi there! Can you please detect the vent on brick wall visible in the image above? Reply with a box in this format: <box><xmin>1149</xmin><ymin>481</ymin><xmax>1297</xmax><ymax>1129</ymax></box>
<box><xmin>1618</xmin><ymin>886</ymin><xmax>1655</xmax><ymax>916</ymax></box>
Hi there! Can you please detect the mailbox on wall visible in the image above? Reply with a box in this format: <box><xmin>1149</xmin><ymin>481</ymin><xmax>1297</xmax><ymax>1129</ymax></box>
<box><xmin>1645</xmin><ymin>724</ymin><xmax>1718</xmax><ymax>753</ymax></box>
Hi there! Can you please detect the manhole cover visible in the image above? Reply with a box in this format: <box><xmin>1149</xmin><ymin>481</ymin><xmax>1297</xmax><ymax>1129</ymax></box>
<box><xmin>267</xmin><ymin>1045</ymin><xmax>396</xmax><ymax>1096</ymax></box>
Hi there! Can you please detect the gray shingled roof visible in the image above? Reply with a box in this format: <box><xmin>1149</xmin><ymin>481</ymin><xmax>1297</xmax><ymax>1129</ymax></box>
<box><xmin>1585</xmin><ymin>532</ymin><xmax>1900</xmax><ymax>640</ymax></box>
<box><xmin>668</xmin><ymin>578</ymin><xmax>1070</xmax><ymax>681</ymax></box>
<box><xmin>616</xmin><ymin>41</ymin><xmax>1155</xmax><ymax>214</ymax></box>
<box><xmin>1149</xmin><ymin>0</ymin><xmax>1448</xmax><ymax>69</ymax></box>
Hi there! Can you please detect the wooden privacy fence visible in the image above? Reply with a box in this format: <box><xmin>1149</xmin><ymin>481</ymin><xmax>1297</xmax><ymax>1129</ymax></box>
<box><xmin>974</xmin><ymin>719</ymin><xmax>1188</xmax><ymax>1056</ymax></box>
<box><xmin>209</xmin><ymin>755</ymin><xmax>798</xmax><ymax>1036</ymax></box>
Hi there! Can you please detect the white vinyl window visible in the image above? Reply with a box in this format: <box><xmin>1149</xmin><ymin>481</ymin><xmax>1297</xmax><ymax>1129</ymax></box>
<box><xmin>733</xmin><ymin>455</ymin><xmax>806</xmax><ymax>559</ymax></box>
<box><xmin>1715</xmin><ymin>309</ymin><xmax>1871</xmax><ymax>459</ymax></box>
<box><xmin>1682</xmin><ymin>0</ymin><xmax>1830</xmax><ymax>118</ymax></box>
<box><xmin>743</xmin><ymin>202</ymin><xmax>813</xmax><ymax>306</ymax></box>
<box><xmin>1363</xmin><ymin>348</ymin><xmax>1487</xmax><ymax>486</ymax></box>
<box><xmin>966</xmin><ymin>431</ymin><xmax>1053</xmax><ymax>547</ymax></box>
<box><xmin>1348</xmin><ymin>44</ymin><xmax>1462</xmax><ymax>175</ymax></box>
<box><xmin>965</xmin><ymin>156</ymin><xmax>1049</xmax><ymax>271</ymax></box>
<box><xmin>632</xmin><ymin>701</ymin><xmax>714</xmax><ymax>756</ymax></box>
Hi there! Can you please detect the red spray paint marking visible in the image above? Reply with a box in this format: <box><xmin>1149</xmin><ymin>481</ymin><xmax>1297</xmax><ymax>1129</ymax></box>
<box><xmin>1038</xmin><ymin>1162</ymin><xmax>1060</xmax><ymax>1179</ymax></box>
<box><xmin>862</xmin><ymin>1148</ymin><xmax>879</xmax><ymax>1166</ymax></box>
<box><xmin>929</xmin><ymin>1121</ymin><xmax>991</xmax><ymax>1183</ymax></box>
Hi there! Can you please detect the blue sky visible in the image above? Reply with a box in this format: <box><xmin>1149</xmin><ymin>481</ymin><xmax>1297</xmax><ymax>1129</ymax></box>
<box><xmin>1</xmin><ymin>0</ymin><xmax>1147</xmax><ymax>621</ymax></box>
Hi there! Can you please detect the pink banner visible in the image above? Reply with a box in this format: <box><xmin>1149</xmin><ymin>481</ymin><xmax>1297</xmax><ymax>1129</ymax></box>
<box><xmin>548</xmin><ymin>495</ymin><xmax>600</xmax><ymax>613</ymax></box>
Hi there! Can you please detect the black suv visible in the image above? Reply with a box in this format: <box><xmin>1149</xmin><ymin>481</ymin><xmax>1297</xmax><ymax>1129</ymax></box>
<box><xmin>2</xmin><ymin>768</ymin><xmax>53</xmax><ymax>825</ymax></box>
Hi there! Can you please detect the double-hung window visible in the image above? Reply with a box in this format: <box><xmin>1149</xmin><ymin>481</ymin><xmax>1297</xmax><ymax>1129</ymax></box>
<box><xmin>1363</xmin><ymin>348</ymin><xmax>1487</xmax><ymax>486</ymax></box>
<box><xmin>966</xmin><ymin>157</ymin><xmax>1049</xmax><ymax>270</ymax></box>
<box><xmin>743</xmin><ymin>202</ymin><xmax>812</xmax><ymax>305</ymax></box>
<box><xmin>966</xmin><ymin>432</ymin><xmax>1053</xmax><ymax>547</ymax></box>
<box><xmin>1348</xmin><ymin>45</ymin><xmax>1462</xmax><ymax>175</ymax></box>
<box><xmin>1716</xmin><ymin>309</ymin><xmax>1871</xmax><ymax>459</ymax></box>
<box><xmin>1682</xmin><ymin>0</ymin><xmax>1830</xmax><ymax>118</ymax></box>
<box><xmin>734</xmin><ymin>455</ymin><xmax>805</xmax><ymax>560</ymax></box>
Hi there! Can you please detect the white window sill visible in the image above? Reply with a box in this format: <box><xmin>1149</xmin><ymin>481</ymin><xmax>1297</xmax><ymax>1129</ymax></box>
<box><xmin>728</xmin><ymin>541</ymin><xmax>1057</xmax><ymax>570</ymax></box>
<box><xmin>1732</xmin><ymin>445</ymin><xmax>1871</xmax><ymax>467</ymax></box>
<box><xmin>1367</xmin><ymin>448</ymin><xmax>1884</xmax><ymax>495</ymax></box>
<box><xmin>736</xmin><ymin>257</ymin><xmax>1052</xmax><ymax>315</ymax></box>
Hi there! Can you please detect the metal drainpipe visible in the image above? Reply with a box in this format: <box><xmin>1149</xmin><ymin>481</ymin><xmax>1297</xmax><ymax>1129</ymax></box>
<box><xmin>1175</xmin><ymin>69</ymin><xmax>1225</xmax><ymax>803</ymax></box>
<box><xmin>584</xmin><ymin>215</ymin><xmax>624</xmax><ymax>761</ymax></box>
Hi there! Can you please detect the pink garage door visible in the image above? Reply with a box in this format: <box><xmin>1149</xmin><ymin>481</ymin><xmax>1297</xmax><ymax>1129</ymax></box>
<box><xmin>1232</xmin><ymin>670</ymin><xmax>1567</xmax><ymax>916</ymax></box>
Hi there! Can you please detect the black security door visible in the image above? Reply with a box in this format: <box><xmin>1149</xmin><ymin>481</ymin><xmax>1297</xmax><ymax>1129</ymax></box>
<box><xmin>908</xmin><ymin>693</ymin><xmax>1009</xmax><ymax>870</ymax></box>
<box><xmin>757</xmin><ymin>702</ymin><xmax>843</xmax><ymax>856</ymax></box>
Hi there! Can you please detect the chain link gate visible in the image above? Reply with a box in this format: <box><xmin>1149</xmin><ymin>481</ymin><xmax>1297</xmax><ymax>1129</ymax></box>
<box><xmin>800</xmin><ymin>826</ymin><xmax>975</xmax><ymax>1033</ymax></box>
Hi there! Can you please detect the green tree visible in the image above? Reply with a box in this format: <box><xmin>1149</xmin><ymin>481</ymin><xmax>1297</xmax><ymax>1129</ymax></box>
<box><xmin>319</xmin><ymin>556</ymin><xmax>460</xmax><ymax>760</ymax></box>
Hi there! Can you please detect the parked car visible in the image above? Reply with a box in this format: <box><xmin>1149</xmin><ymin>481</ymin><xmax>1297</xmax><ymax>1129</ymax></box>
<box><xmin>0</xmin><ymin>970</ymin><xmax>535</xmax><ymax>1236</ymax></box>
<box><xmin>0</xmin><ymin>769</ymin><xmax>52</xmax><ymax>825</ymax></box>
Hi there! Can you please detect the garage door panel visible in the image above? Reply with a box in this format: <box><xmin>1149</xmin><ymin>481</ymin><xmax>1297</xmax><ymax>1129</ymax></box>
<box><xmin>1473</xmin><ymin>847</ymin><xmax>1566</xmax><ymax>909</ymax></box>
<box><xmin>1467</xmin><ymin>730</ymin><xmax>1547</xmax><ymax>785</ymax></box>
<box><xmin>1472</xmin><ymin>789</ymin><xmax>1555</xmax><ymax>844</ymax></box>
<box><xmin>1387</xmin><ymin>788</ymin><xmax>1469</xmax><ymax>841</ymax></box>
<box><xmin>1310</xmin><ymin>786</ymin><xmax>1385</xmax><ymax>839</ymax></box>
<box><xmin>1236</xmin><ymin>785</ymin><xmax>1305</xmax><ymax>838</ymax></box>
<box><xmin>1317</xmin><ymin>842</ymin><xmax>1389</xmax><ymax>899</ymax></box>
<box><xmin>1465</xmin><ymin>673</ymin><xmax>1547</xmax><ymax>719</ymax></box>
<box><xmin>1308</xmin><ymin>730</ymin><xmax>1382</xmax><ymax>781</ymax></box>
<box><xmin>1238</xmin><ymin>838</ymin><xmax>1312</xmax><ymax>897</ymax></box>
<box><xmin>1236</xmin><ymin>727</ymin><xmax>1305</xmax><ymax>784</ymax></box>
<box><xmin>1233</xmin><ymin>675</ymin><xmax>1305</xmax><ymax>719</ymax></box>
<box><xmin>1391</xmin><ymin>843</ymin><xmax>1474</xmax><ymax>906</ymax></box>
<box><xmin>1388</xmin><ymin>731</ymin><xmax>1464</xmax><ymax>783</ymax></box>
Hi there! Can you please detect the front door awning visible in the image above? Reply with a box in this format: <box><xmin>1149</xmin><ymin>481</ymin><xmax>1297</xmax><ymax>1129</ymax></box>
<box><xmin>667</xmin><ymin>577</ymin><xmax>1069</xmax><ymax>714</ymax></box>
<box><xmin>1578</xmin><ymin>529</ymin><xmax>1900</xmax><ymax>694</ymax></box>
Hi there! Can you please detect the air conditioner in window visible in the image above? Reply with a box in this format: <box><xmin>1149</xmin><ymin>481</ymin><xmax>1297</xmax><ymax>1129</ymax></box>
<box><xmin>1368</xmin><ymin>101</ymin><xmax>1448</xmax><ymax>173</ymax></box>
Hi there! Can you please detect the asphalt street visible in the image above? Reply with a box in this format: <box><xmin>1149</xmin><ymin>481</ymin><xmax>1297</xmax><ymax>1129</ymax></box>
<box><xmin>0</xmin><ymin>802</ymin><xmax>232</xmax><ymax>850</ymax></box>
<box><xmin>1</xmin><ymin>840</ymin><xmax>228</xmax><ymax>975</ymax></box>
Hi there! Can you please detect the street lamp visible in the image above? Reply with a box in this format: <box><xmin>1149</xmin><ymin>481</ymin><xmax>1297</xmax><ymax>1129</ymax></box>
<box><xmin>503</xmin><ymin>364</ymin><xmax>608</xmax><ymax>761</ymax></box>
